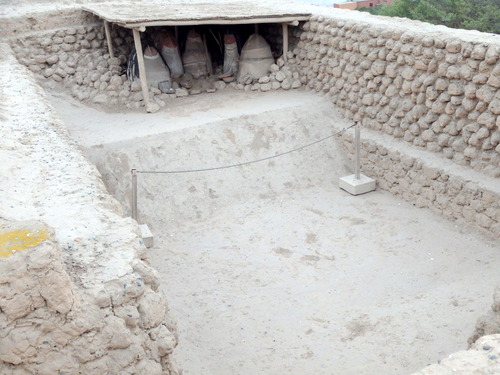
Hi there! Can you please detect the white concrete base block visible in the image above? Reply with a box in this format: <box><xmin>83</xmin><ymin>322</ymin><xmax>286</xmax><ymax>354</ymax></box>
<box><xmin>339</xmin><ymin>174</ymin><xmax>376</xmax><ymax>195</ymax></box>
<box><xmin>139</xmin><ymin>224</ymin><xmax>154</xmax><ymax>248</ymax></box>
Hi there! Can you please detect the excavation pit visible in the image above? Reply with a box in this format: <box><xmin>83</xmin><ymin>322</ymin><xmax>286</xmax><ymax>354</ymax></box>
<box><xmin>3</xmin><ymin>2</ymin><xmax>500</xmax><ymax>373</ymax></box>
<box><xmin>51</xmin><ymin>89</ymin><xmax>500</xmax><ymax>375</ymax></box>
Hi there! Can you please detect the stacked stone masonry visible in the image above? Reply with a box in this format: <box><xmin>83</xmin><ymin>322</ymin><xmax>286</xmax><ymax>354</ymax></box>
<box><xmin>292</xmin><ymin>15</ymin><xmax>500</xmax><ymax>178</ymax></box>
<box><xmin>7</xmin><ymin>12</ymin><xmax>500</xmax><ymax>177</ymax></box>
<box><xmin>10</xmin><ymin>23</ymin><xmax>304</xmax><ymax>110</ymax></box>
<box><xmin>338</xmin><ymin>131</ymin><xmax>500</xmax><ymax>238</ymax></box>
<box><xmin>0</xmin><ymin>43</ymin><xmax>179</xmax><ymax>375</ymax></box>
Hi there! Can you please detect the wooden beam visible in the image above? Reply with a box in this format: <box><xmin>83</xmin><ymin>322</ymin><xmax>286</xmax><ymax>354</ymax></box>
<box><xmin>132</xmin><ymin>28</ymin><xmax>151</xmax><ymax>109</ymax></box>
<box><xmin>282</xmin><ymin>23</ymin><xmax>288</xmax><ymax>62</ymax></box>
<box><xmin>122</xmin><ymin>16</ymin><xmax>310</xmax><ymax>28</ymax></box>
<box><xmin>103</xmin><ymin>20</ymin><xmax>115</xmax><ymax>58</ymax></box>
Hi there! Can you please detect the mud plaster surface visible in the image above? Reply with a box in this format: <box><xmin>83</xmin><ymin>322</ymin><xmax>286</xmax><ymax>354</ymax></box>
<box><xmin>51</xmin><ymin>89</ymin><xmax>500</xmax><ymax>375</ymax></box>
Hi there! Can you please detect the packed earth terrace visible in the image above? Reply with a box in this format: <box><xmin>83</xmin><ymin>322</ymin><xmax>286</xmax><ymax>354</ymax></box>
<box><xmin>0</xmin><ymin>1</ymin><xmax>499</xmax><ymax>375</ymax></box>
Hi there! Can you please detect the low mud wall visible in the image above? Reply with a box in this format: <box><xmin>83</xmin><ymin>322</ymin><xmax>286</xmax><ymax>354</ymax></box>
<box><xmin>337</xmin><ymin>128</ymin><xmax>500</xmax><ymax>237</ymax></box>
<box><xmin>0</xmin><ymin>43</ymin><xmax>179</xmax><ymax>375</ymax></box>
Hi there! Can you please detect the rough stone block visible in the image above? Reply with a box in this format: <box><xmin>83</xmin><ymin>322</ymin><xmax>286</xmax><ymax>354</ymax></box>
<box><xmin>138</xmin><ymin>224</ymin><xmax>154</xmax><ymax>248</ymax></box>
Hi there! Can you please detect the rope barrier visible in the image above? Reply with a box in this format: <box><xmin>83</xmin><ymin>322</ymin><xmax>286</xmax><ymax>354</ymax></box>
<box><xmin>131</xmin><ymin>123</ymin><xmax>356</xmax><ymax>221</ymax></box>
<box><xmin>135</xmin><ymin>123</ymin><xmax>355</xmax><ymax>175</ymax></box>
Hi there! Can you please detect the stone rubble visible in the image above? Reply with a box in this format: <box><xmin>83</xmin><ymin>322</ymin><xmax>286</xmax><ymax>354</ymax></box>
<box><xmin>469</xmin><ymin>286</ymin><xmax>500</xmax><ymax>346</ymax></box>
<box><xmin>411</xmin><ymin>334</ymin><xmax>500</xmax><ymax>375</ymax></box>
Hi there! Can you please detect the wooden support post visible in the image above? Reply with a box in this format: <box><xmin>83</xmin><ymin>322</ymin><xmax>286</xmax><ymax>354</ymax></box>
<box><xmin>254</xmin><ymin>23</ymin><xmax>259</xmax><ymax>34</ymax></box>
<box><xmin>282</xmin><ymin>23</ymin><xmax>288</xmax><ymax>62</ymax></box>
<box><xmin>104</xmin><ymin>20</ymin><xmax>114</xmax><ymax>58</ymax></box>
<box><xmin>132</xmin><ymin>28</ymin><xmax>151</xmax><ymax>109</ymax></box>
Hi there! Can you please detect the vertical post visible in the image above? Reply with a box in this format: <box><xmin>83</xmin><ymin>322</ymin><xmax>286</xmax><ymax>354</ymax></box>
<box><xmin>132</xmin><ymin>28</ymin><xmax>151</xmax><ymax>109</ymax></box>
<box><xmin>131</xmin><ymin>169</ymin><xmax>138</xmax><ymax>221</ymax></box>
<box><xmin>282</xmin><ymin>23</ymin><xmax>288</xmax><ymax>62</ymax></box>
<box><xmin>103</xmin><ymin>20</ymin><xmax>115</xmax><ymax>58</ymax></box>
<box><xmin>174</xmin><ymin>26</ymin><xmax>179</xmax><ymax>41</ymax></box>
<box><xmin>355</xmin><ymin>123</ymin><xmax>361</xmax><ymax>180</ymax></box>
<box><xmin>254</xmin><ymin>24</ymin><xmax>259</xmax><ymax>34</ymax></box>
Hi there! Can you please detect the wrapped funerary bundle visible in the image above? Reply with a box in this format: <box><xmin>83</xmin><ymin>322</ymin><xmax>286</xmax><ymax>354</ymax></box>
<box><xmin>237</xmin><ymin>34</ymin><xmax>274</xmax><ymax>84</ymax></box>
<box><xmin>219</xmin><ymin>33</ymin><xmax>239</xmax><ymax>80</ymax></box>
<box><xmin>143</xmin><ymin>46</ymin><xmax>174</xmax><ymax>93</ymax></box>
<box><xmin>126</xmin><ymin>43</ymin><xmax>174</xmax><ymax>94</ymax></box>
<box><xmin>182</xmin><ymin>29</ymin><xmax>210</xmax><ymax>79</ymax></box>
<box><xmin>155</xmin><ymin>31</ymin><xmax>184</xmax><ymax>78</ymax></box>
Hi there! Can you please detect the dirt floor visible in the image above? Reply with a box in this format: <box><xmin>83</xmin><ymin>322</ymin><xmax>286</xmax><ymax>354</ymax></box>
<box><xmin>50</xmin><ymin>88</ymin><xmax>500</xmax><ymax>375</ymax></box>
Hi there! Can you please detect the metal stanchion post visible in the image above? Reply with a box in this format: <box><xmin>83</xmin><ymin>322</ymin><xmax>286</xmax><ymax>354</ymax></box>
<box><xmin>131</xmin><ymin>169</ymin><xmax>138</xmax><ymax>221</ymax></box>
<box><xmin>355</xmin><ymin>122</ymin><xmax>361</xmax><ymax>180</ymax></box>
<box><xmin>339</xmin><ymin>122</ymin><xmax>376</xmax><ymax>195</ymax></box>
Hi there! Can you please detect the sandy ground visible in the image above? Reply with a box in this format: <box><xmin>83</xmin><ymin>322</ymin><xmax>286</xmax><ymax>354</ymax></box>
<box><xmin>49</xmin><ymin>88</ymin><xmax>500</xmax><ymax>375</ymax></box>
<box><xmin>152</xmin><ymin>187</ymin><xmax>499</xmax><ymax>375</ymax></box>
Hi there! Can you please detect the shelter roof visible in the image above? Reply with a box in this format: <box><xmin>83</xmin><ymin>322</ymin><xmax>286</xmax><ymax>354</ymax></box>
<box><xmin>83</xmin><ymin>2</ymin><xmax>311</xmax><ymax>28</ymax></box>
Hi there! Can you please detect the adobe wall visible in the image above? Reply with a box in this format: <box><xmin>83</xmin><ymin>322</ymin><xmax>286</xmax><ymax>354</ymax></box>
<box><xmin>290</xmin><ymin>11</ymin><xmax>499</xmax><ymax>238</ymax></box>
<box><xmin>294</xmin><ymin>14</ymin><xmax>499</xmax><ymax>177</ymax></box>
<box><xmin>7</xmin><ymin>21</ymin><xmax>303</xmax><ymax>111</ymax></box>
<box><xmin>0</xmin><ymin>43</ymin><xmax>179</xmax><ymax>375</ymax></box>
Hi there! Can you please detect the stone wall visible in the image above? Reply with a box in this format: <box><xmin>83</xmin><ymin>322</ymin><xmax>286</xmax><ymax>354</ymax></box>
<box><xmin>10</xmin><ymin>24</ymin><xmax>136</xmax><ymax>106</ymax></box>
<box><xmin>293</xmin><ymin>11</ymin><xmax>500</xmax><ymax>370</ymax></box>
<box><xmin>0</xmin><ymin>43</ymin><xmax>179</xmax><ymax>375</ymax></box>
<box><xmin>9</xmin><ymin>22</ymin><xmax>304</xmax><ymax>110</ymax></box>
<box><xmin>337</xmin><ymin>128</ymin><xmax>500</xmax><ymax>238</ymax></box>
<box><xmin>2</xmin><ymin>5</ymin><xmax>499</xmax><ymax>374</ymax></box>
<box><xmin>5</xmin><ymin>8</ymin><xmax>499</xmax><ymax>171</ymax></box>
<box><xmin>291</xmin><ymin>14</ymin><xmax>499</xmax><ymax>177</ymax></box>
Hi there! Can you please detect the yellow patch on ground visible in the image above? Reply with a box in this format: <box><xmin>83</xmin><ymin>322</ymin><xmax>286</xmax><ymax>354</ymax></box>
<box><xmin>0</xmin><ymin>227</ymin><xmax>49</xmax><ymax>258</ymax></box>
